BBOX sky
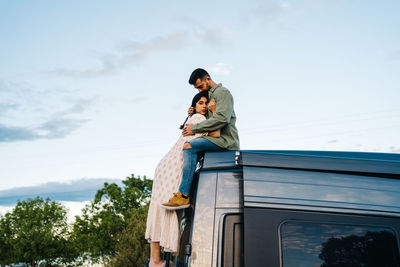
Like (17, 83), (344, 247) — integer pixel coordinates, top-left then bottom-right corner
(0, 0), (399, 197)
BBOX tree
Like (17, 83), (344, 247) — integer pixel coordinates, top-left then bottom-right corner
(0, 212), (14, 266)
(0, 197), (73, 267)
(108, 205), (150, 267)
(72, 174), (152, 263)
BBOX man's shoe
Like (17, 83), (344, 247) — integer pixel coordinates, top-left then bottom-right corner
(161, 192), (190, 210)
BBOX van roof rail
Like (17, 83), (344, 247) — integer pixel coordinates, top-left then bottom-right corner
(202, 150), (400, 178)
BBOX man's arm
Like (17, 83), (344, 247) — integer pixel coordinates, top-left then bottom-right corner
(192, 89), (234, 133)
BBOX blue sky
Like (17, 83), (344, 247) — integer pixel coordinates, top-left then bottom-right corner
(0, 0), (399, 193)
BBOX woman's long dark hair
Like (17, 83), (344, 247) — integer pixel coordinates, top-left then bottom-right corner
(179, 91), (209, 129)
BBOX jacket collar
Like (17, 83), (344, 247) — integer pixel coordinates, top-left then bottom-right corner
(208, 83), (222, 96)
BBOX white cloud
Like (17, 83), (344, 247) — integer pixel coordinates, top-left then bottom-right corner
(0, 103), (19, 115)
(51, 31), (190, 78)
(208, 63), (232, 76)
(244, 0), (290, 24)
(0, 178), (122, 203)
(0, 100), (91, 143)
(37, 117), (88, 138)
(0, 117), (87, 143)
(61, 201), (91, 223)
(280, 2), (290, 9)
(119, 31), (188, 53)
(0, 81), (93, 142)
(389, 146), (400, 153)
(50, 19), (237, 79)
(194, 25), (234, 49)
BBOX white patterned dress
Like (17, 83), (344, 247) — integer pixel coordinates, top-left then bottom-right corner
(145, 113), (207, 253)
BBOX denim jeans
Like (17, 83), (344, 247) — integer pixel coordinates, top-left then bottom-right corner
(179, 137), (225, 195)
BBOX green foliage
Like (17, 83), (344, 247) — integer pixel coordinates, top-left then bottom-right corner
(0, 212), (14, 266)
(71, 174), (152, 263)
(0, 174), (153, 266)
(0, 197), (74, 267)
(108, 205), (150, 267)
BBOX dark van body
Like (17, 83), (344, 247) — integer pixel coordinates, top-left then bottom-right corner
(174, 150), (400, 267)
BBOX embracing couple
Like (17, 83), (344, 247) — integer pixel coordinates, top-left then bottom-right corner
(145, 68), (240, 267)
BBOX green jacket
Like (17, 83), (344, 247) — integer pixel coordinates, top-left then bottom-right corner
(192, 83), (240, 150)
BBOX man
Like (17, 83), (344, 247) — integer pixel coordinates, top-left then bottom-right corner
(162, 68), (239, 209)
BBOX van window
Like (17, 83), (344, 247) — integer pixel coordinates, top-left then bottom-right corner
(222, 214), (244, 267)
(280, 221), (400, 267)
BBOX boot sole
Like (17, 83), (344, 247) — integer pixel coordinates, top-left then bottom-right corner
(160, 204), (190, 210)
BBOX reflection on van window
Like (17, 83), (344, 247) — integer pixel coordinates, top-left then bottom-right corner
(280, 221), (400, 267)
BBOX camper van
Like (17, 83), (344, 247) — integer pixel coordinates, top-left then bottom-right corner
(171, 150), (400, 267)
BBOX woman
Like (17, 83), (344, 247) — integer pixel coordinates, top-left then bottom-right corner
(145, 91), (219, 267)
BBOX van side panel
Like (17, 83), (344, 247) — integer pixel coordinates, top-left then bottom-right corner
(243, 166), (400, 216)
(190, 169), (243, 267)
(214, 171), (243, 267)
(216, 171), (243, 209)
(190, 171), (218, 267)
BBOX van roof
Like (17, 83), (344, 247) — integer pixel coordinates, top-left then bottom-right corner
(202, 150), (400, 177)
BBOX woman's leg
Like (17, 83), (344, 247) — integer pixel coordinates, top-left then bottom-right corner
(150, 242), (163, 267)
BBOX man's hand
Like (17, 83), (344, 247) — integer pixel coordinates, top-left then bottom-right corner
(208, 99), (216, 114)
(188, 106), (194, 116)
(183, 124), (194, 136)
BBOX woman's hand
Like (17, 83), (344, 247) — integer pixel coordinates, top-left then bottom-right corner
(188, 106), (194, 116)
(208, 129), (220, 138)
(208, 99), (216, 114)
(182, 124), (194, 136)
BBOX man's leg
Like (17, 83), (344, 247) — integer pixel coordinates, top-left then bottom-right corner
(161, 138), (224, 210)
(179, 138), (224, 195)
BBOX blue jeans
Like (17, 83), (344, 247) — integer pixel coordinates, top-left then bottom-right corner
(179, 138), (225, 195)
